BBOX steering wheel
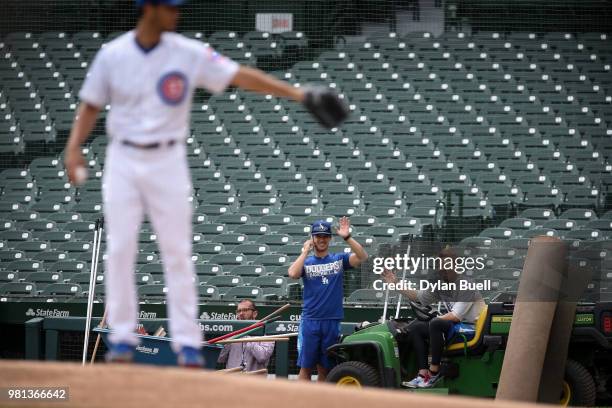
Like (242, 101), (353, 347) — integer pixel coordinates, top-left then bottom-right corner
(409, 300), (440, 321)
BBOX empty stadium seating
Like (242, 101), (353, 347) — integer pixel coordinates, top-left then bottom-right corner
(1, 29), (611, 303)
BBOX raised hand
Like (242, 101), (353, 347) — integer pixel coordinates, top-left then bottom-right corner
(336, 216), (351, 239)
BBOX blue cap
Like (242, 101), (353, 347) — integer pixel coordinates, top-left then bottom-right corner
(311, 220), (332, 236)
(136, 0), (186, 6)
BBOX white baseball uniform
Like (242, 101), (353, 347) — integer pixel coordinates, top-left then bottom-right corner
(79, 30), (239, 351)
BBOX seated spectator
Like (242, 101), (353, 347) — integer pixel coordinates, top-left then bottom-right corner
(217, 300), (275, 371)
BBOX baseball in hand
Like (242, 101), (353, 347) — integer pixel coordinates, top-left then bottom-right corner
(74, 166), (88, 185)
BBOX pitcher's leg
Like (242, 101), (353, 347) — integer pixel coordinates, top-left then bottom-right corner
(145, 152), (201, 351)
(103, 148), (144, 347)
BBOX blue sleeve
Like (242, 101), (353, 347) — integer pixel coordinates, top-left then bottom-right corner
(342, 252), (352, 270)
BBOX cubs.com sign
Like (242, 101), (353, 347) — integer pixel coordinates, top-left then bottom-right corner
(256, 13), (293, 33)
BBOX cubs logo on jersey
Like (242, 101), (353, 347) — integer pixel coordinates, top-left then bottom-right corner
(157, 71), (188, 105)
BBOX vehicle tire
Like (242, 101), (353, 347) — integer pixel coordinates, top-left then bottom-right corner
(562, 359), (596, 406)
(327, 361), (381, 388)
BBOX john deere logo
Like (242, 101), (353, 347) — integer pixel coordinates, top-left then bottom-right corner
(574, 314), (593, 325)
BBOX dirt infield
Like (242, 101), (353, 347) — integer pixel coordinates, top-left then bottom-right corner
(0, 360), (548, 408)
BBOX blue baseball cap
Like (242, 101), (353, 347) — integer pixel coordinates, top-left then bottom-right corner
(136, 0), (187, 6)
(311, 220), (332, 236)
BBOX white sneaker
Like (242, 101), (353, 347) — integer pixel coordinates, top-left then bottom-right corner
(402, 375), (427, 388)
(418, 371), (442, 388)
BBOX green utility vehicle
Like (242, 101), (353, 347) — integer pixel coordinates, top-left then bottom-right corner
(327, 301), (612, 406)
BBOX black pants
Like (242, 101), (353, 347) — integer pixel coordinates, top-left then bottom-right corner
(406, 318), (454, 370)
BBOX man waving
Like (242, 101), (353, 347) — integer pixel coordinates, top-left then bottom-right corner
(288, 217), (368, 381)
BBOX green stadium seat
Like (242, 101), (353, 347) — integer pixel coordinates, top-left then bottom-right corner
(48, 260), (88, 274)
(277, 244), (304, 257)
(22, 271), (62, 287)
(56, 241), (93, 253)
(282, 196), (322, 210)
(17, 219), (57, 232)
(46, 212), (82, 223)
(1, 192), (35, 206)
(258, 214), (294, 226)
(0, 250), (26, 262)
(193, 242), (225, 256)
(222, 285), (264, 301)
(13, 240), (52, 255)
(239, 205), (278, 218)
(228, 265), (267, 283)
(564, 229), (602, 241)
(518, 208), (556, 226)
(252, 254), (290, 267)
(234, 223), (271, 236)
(479, 227), (515, 240)
(135, 252), (158, 265)
(499, 218), (536, 232)
(482, 247), (523, 268)
(0, 169), (31, 182)
(208, 253), (246, 266)
(0, 282), (38, 297)
(0, 230), (32, 243)
(386, 217), (423, 236)
(198, 284), (220, 300)
(231, 243), (269, 261)
(563, 187), (601, 210)
(522, 228), (559, 238)
(213, 213), (250, 229)
(3, 180), (37, 194)
(4, 210), (37, 222)
(255, 234), (292, 250)
(40, 282), (83, 298)
(133, 273), (155, 285)
(29, 201), (67, 214)
(195, 194), (238, 210)
(370, 205), (404, 220)
(138, 284), (168, 301)
(365, 225), (398, 243)
(66, 272), (103, 286)
(206, 275), (243, 294)
(276, 224), (310, 240)
(559, 209), (598, 226)
(281, 205), (318, 219)
(210, 233), (249, 248)
(585, 220), (612, 234)
(196, 204), (235, 219)
(0, 271), (19, 283)
(193, 223), (227, 237)
(252, 275), (288, 291)
(136, 263), (164, 277)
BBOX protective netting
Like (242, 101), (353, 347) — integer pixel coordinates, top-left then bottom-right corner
(0, 0), (611, 307)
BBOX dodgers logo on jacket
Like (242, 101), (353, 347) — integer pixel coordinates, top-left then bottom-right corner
(157, 71), (188, 106)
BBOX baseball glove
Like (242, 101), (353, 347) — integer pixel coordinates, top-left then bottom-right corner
(303, 85), (350, 129)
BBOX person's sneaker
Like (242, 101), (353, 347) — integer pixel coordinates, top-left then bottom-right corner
(177, 346), (204, 368)
(417, 371), (442, 388)
(401, 374), (427, 388)
(105, 342), (134, 363)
